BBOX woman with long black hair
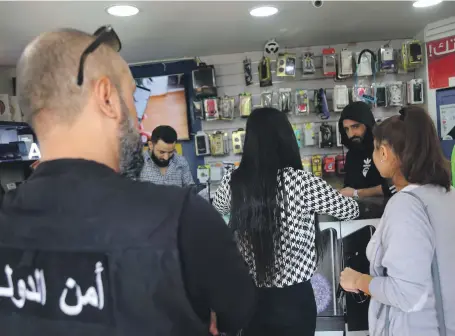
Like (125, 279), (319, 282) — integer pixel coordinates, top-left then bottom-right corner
(213, 107), (359, 336)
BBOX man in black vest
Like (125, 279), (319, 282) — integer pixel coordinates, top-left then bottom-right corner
(0, 27), (255, 335)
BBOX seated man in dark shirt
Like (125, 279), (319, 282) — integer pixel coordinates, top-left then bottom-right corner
(338, 102), (396, 199)
(0, 26), (255, 336)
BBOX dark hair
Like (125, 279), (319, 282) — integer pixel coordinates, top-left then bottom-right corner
(151, 125), (177, 144)
(373, 106), (451, 191)
(230, 107), (322, 284)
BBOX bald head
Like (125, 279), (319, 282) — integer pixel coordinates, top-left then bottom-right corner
(17, 28), (129, 127)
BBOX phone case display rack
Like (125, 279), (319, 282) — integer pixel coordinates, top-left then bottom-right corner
(195, 39), (423, 190)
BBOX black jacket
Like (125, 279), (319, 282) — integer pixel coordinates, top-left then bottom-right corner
(338, 102), (391, 195)
(0, 159), (255, 336)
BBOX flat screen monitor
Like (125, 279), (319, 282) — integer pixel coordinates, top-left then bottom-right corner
(134, 74), (190, 141)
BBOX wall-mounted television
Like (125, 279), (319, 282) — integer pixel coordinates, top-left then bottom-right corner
(134, 74), (190, 141)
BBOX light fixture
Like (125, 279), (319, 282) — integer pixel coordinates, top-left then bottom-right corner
(106, 4), (139, 17)
(413, 0), (443, 8)
(250, 6), (279, 17)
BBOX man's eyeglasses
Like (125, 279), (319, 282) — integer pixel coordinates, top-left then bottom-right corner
(77, 25), (122, 86)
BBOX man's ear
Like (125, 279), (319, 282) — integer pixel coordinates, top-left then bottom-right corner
(93, 76), (121, 120)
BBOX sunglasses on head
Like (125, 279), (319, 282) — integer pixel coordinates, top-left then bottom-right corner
(77, 25), (122, 86)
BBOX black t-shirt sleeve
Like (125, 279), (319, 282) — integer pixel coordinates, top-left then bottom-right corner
(178, 193), (256, 333)
(343, 151), (353, 188)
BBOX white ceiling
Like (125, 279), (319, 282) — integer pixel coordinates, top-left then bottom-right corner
(0, 1), (454, 66)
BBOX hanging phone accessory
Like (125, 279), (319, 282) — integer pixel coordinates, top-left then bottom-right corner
(314, 88), (330, 120)
(407, 79), (424, 105)
(333, 85), (349, 112)
(322, 48), (337, 76)
(353, 49), (377, 105)
(387, 82), (404, 107)
(219, 96), (235, 120)
(232, 129), (246, 155)
(278, 88), (292, 113)
(401, 40), (423, 72)
(209, 131), (229, 156)
(295, 89), (310, 115)
(204, 97), (219, 121)
(338, 49), (353, 77)
(319, 122), (333, 148)
(192, 63), (217, 98)
(277, 53), (297, 77)
(261, 91), (273, 107)
(195, 131), (210, 156)
(243, 58), (253, 86)
(378, 45), (397, 73)
(303, 122), (316, 146)
(373, 83), (388, 107)
(292, 124), (302, 148)
(259, 56), (273, 87)
(302, 52), (316, 75)
(239, 93), (252, 117)
(193, 100), (204, 120)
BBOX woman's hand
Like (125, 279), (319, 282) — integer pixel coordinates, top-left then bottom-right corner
(340, 267), (363, 293)
(209, 311), (219, 336)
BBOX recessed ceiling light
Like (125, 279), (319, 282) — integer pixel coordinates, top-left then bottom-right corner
(413, 0), (443, 8)
(106, 5), (139, 17)
(250, 6), (279, 17)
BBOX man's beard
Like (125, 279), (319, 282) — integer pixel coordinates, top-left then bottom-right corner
(150, 150), (171, 168)
(349, 131), (373, 152)
(118, 98), (144, 179)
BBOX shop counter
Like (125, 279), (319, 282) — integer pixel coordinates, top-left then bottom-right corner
(315, 197), (387, 335)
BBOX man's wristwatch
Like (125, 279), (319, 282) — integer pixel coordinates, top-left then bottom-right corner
(353, 189), (359, 199)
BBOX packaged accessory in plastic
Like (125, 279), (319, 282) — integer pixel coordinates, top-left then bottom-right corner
(278, 88), (292, 113)
(192, 63), (217, 98)
(407, 79), (424, 105)
(204, 97), (219, 121)
(243, 58), (253, 86)
(193, 100), (204, 120)
(295, 89), (310, 115)
(323, 48), (337, 76)
(239, 93), (252, 117)
(209, 131), (229, 156)
(261, 92), (273, 107)
(387, 82), (404, 107)
(232, 129), (246, 154)
(219, 96), (235, 120)
(195, 131), (210, 156)
(277, 53), (297, 77)
(319, 123), (333, 148)
(302, 52), (316, 74)
(338, 49), (353, 76)
(378, 46), (397, 73)
(258, 56), (273, 87)
(333, 85), (349, 112)
(303, 122), (316, 146)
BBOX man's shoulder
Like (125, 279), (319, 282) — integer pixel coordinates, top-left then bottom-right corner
(117, 176), (190, 204)
(173, 154), (190, 167)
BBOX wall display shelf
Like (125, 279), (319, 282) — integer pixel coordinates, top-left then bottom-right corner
(197, 39), (422, 193)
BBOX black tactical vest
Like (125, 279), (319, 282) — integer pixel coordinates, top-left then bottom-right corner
(0, 159), (207, 336)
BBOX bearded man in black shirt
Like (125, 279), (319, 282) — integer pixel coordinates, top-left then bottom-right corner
(338, 102), (396, 199)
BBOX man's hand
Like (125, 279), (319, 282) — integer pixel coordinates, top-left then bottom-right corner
(209, 312), (219, 336)
(339, 187), (355, 197)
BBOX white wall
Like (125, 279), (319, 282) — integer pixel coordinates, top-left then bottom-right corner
(200, 39), (416, 169)
(0, 67), (15, 95)
(421, 16), (455, 122)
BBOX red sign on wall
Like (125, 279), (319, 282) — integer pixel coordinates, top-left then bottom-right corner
(427, 36), (455, 89)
